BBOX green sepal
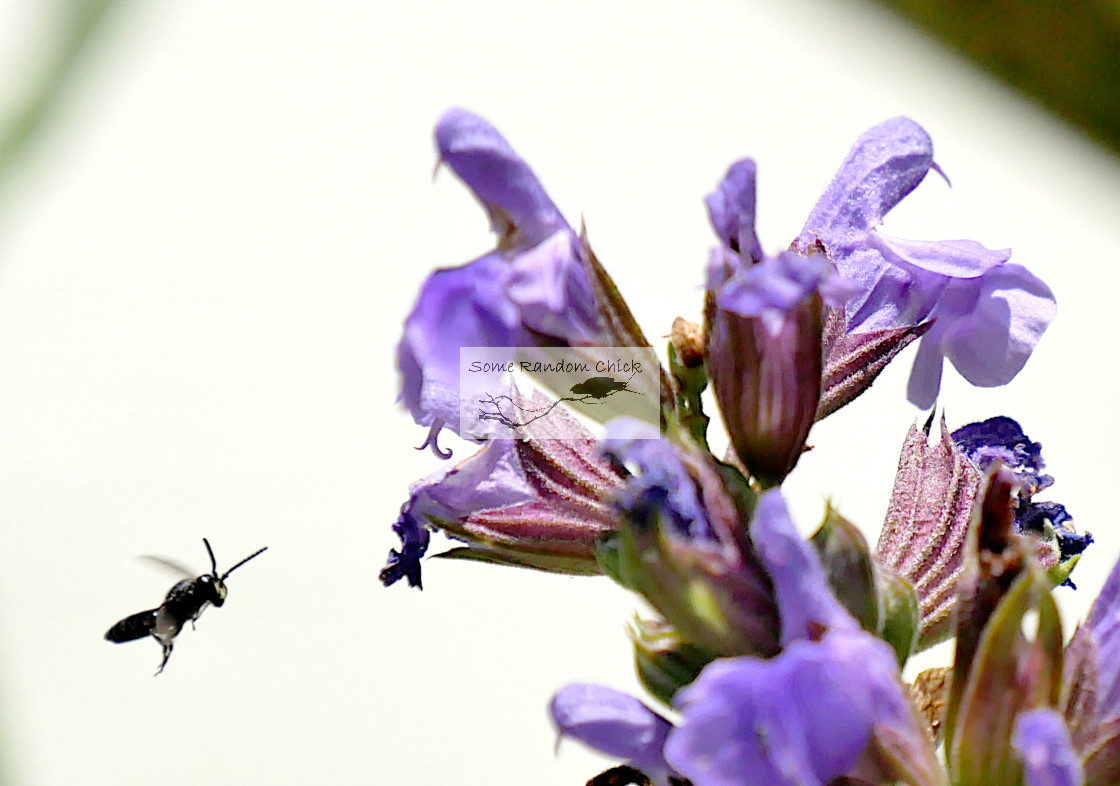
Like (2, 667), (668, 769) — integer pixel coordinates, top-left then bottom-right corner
(667, 339), (710, 451)
(1047, 554), (1081, 587)
(811, 506), (880, 634)
(946, 568), (1064, 786)
(878, 571), (919, 669)
(630, 617), (716, 706)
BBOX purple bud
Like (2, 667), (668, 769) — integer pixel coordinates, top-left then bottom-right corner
(706, 251), (846, 487)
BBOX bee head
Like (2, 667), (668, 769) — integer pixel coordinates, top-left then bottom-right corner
(198, 574), (228, 607)
(212, 576), (229, 606)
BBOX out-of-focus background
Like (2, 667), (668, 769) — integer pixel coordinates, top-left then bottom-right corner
(0, 1), (1116, 784)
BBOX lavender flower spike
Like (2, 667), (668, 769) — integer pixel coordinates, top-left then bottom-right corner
(398, 110), (604, 454)
(797, 117), (1056, 408)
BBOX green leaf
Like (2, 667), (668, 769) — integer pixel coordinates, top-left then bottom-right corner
(947, 569), (1063, 786)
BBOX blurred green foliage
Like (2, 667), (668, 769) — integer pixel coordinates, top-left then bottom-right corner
(872, 0), (1120, 153)
(0, 0), (127, 197)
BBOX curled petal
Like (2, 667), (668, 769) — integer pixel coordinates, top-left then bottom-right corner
(870, 232), (1010, 279)
(435, 108), (566, 247)
(799, 117), (935, 246)
(939, 263), (1057, 388)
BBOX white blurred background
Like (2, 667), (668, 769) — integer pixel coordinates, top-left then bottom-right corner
(0, 1), (1116, 784)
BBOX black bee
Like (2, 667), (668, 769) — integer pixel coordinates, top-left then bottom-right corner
(105, 538), (267, 675)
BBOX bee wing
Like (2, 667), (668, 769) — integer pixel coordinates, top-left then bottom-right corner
(138, 555), (195, 578)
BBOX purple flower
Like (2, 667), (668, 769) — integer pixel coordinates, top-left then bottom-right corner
(952, 416), (1089, 579)
(550, 684), (675, 780)
(1012, 710), (1084, 786)
(601, 418), (712, 542)
(600, 418), (781, 657)
(750, 488), (858, 645)
(380, 397), (623, 588)
(666, 630), (911, 786)
(398, 109), (605, 456)
(796, 117), (1056, 408)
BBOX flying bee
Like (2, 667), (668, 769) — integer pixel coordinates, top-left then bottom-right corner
(105, 538), (267, 675)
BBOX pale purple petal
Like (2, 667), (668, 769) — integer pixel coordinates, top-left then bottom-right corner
(843, 248), (946, 332)
(905, 334), (946, 409)
(1089, 553), (1120, 721)
(750, 489), (858, 644)
(870, 232), (1010, 279)
(939, 263), (1057, 387)
(411, 438), (538, 524)
(436, 108), (566, 247)
(707, 159), (763, 265)
(379, 438), (537, 588)
(798, 117), (935, 247)
(506, 229), (601, 342)
(667, 631), (904, 786)
(397, 255), (521, 436)
(1012, 709), (1084, 786)
(550, 683), (673, 772)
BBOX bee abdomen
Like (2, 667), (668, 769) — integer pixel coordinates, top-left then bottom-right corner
(105, 609), (158, 643)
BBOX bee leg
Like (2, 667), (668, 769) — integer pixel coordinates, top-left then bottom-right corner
(154, 640), (173, 676)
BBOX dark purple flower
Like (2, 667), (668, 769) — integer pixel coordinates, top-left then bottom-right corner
(601, 417), (712, 542)
(550, 683), (675, 780)
(796, 117), (1056, 408)
(1012, 709), (1083, 786)
(952, 416), (1089, 580)
(398, 109), (605, 456)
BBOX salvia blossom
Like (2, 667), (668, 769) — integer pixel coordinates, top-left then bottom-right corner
(795, 117), (1057, 408)
(386, 110), (1103, 786)
(398, 109), (606, 457)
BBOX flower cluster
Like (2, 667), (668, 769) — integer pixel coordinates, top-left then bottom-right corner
(384, 109), (1111, 786)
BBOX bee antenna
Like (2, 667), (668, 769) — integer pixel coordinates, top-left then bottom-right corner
(203, 537), (219, 576)
(221, 546), (268, 581)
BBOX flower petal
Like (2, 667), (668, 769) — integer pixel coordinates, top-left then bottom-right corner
(939, 263), (1057, 388)
(667, 631), (905, 786)
(870, 232), (1010, 279)
(550, 683), (673, 772)
(706, 159), (763, 266)
(751, 489), (858, 644)
(397, 255), (521, 435)
(1012, 709), (1084, 786)
(799, 117), (935, 246)
(436, 108), (566, 247)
